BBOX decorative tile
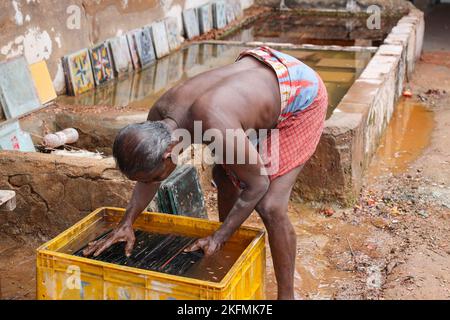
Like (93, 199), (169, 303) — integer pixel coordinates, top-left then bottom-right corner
(198, 4), (213, 34)
(89, 42), (115, 86)
(135, 27), (157, 68)
(126, 30), (141, 70)
(213, 0), (227, 29)
(165, 17), (182, 51)
(63, 49), (95, 96)
(108, 35), (133, 75)
(29, 60), (57, 105)
(151, 21), (171, 59)
(182, 8), (200, 40)
(225, 1), (236, 24)
(0, 57), (41, 119)
(0, 120), (35, 152)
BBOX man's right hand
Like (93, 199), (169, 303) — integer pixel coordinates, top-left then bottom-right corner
(83, 223), (136, 258)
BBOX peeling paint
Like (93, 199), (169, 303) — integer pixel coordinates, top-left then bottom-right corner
(23, 28), (53, 64)
(1, 28), (53, 64)
(12, 0), (24, 26)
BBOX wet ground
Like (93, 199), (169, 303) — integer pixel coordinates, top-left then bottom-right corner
(224, 11), (399, 47)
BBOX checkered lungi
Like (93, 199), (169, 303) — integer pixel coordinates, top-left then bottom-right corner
(224, 46), (328, 188)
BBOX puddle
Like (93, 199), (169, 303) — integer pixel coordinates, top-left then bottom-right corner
(368, 99), (434, 179)
(224, 11), (398, 47)
(58, 44), (371, 119)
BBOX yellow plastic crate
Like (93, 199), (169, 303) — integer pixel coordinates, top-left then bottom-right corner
(36, 207), (266, 300)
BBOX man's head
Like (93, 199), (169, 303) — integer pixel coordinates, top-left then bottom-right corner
(113, 121), (177, 183)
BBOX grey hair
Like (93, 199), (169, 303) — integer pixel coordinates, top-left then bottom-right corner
(113, 121), (172, 176)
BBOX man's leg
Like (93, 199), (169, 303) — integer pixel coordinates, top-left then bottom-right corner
(212, 165), (241, 222)
(255, 166), (303, 300)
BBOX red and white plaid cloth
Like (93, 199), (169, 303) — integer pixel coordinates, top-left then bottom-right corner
(224, 47), (328, 187)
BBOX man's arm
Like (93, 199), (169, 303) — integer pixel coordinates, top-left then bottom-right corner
(186, 127), (270, 255)
(83, 182), (159, 257)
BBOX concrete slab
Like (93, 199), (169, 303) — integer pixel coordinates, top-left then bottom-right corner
(0, 57), (41, 119)
(378, 44), (404, 56)
(340, 79), (382, 104)
(359, 54), (399, 81)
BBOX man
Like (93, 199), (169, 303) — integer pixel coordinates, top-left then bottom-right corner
(83, 46), (328, 300)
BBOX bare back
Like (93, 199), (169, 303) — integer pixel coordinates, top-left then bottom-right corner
(148, 56), (282, 134)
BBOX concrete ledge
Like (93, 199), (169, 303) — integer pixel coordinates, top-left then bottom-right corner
(294, 3), (425, 203)
(0, 151), (133, 239)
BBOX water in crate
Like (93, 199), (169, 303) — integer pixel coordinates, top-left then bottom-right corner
(71, 228), (244, 282)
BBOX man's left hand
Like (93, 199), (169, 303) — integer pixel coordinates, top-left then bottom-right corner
(184, 235), (223, 256)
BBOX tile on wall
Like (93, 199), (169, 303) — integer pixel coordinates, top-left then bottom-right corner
(126, 30), (142, 70)
(198, 4), (213, 34)
(151, 21), (171, 59)
(213, 0), (227, 29)
(109, 35), (133, 75)
(0, 57), (41, 119)
(225, 1), (236, 24)
(29, 60), (57, 105)
(183, 8), (200, 40)
(63, 49), (95, 96)
(0, 120), (35, 152)
(90, 42), (115, 86)
(136, 27), (157, 68)
(165, 17), (182, 52)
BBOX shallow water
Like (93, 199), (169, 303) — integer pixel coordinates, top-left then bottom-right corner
(60, 220), (245, 283)
(58, 44), (371, 118)
(368, 99), (434, 179)
(224, 11), (398, 47)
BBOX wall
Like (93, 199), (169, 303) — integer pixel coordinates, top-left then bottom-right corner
(256, 0), (411, 12)
(0, 0), (254, 95)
